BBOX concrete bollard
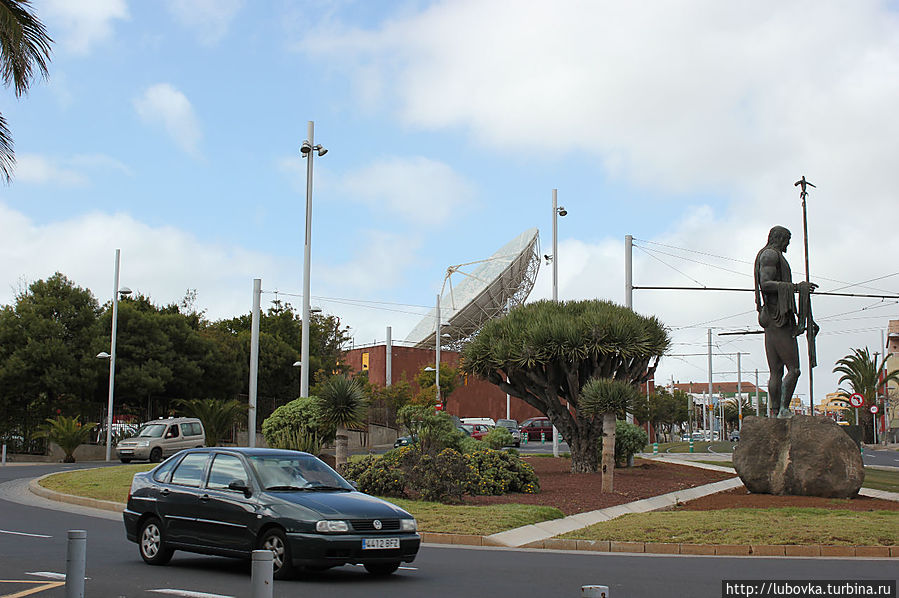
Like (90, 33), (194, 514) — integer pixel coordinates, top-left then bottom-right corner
(251, 549), (273, 598)
(65, 530), (87, 598)
(1, 443), (6, 466)
(652, 442), (658, 455)
(582, 585), (610, 597)
(689, 439), (694, 453)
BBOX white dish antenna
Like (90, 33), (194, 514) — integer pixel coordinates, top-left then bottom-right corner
(405, 228), (541, 348)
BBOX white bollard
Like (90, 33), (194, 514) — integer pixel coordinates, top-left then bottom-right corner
(66, 530), (87, 598)
(251, 549), (273, 598)
(1, 443), (6, 466)
(582, 585), (610, 598)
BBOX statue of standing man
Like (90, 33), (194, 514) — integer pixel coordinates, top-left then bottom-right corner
(754, 226), (817, 418)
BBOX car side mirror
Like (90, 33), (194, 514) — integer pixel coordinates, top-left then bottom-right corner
(228, 479), (252, 497)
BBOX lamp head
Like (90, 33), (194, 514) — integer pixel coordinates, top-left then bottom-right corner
(544, 254), (553, 264)
(118, 286), (132, 296)
(292, 361), (302, 367)
(97, 351), (111, 359)
(300, 141), (312, 155)
(315, 145), (328, 157)
(557, 207), (567, 217)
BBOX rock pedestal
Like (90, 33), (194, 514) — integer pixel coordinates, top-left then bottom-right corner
(733, 415), (864, 498)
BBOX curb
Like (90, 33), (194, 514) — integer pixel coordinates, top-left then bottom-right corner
(29, 473), (125, 513)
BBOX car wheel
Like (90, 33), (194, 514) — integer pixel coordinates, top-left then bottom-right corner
(139, 517), (174, 566)
(149, 447), (162, 463)
(119, 458), (132, 464)
(259, 528), (295, 580)
(364, 561), (400, 576)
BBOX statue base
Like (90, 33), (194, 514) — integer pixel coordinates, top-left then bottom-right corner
(733, 415), (864, 498)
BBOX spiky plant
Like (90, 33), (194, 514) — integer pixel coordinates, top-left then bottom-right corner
(36, 416), (95, 463)
(581, 378), (641, 491)
(175, 398), (247, 447)
(312, 376), (368, 471)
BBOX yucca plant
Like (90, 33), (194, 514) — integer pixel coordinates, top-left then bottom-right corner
(312, 376), (368, 471)
(269, 428), (323, 455)
(580, 378), (640, 492)
(36, 416), (96, 463)
(176, 398), (247, 447)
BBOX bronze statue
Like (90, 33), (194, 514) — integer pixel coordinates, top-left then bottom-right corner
(754, 226), (816, 418)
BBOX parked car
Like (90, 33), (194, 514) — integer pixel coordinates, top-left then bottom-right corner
(394, 435), (417, 448)
(115, 417), (205, 463)
(495, 419), (521, 447)
(123, 447), (420, 579)
(729, 430), (740, 442)
(460, 417), (496, 427)
(519, 417), (556, 442)
(460, 423), (493, 440)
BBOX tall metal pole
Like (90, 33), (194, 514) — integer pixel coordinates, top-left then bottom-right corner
(737, 352), (742, 431)
(552, 189), (560, 457)
(386, 326), (392, 387)
(707, 328), (713, 433)
(755, 369), (760, 416)
(435, 293), (441, 405)
(301, 121), (316, 398)
(248, 278), (261, 448)
(797, 176), (815, 413)
(105, 249), (122, 461)
(624, 235), (633, 309)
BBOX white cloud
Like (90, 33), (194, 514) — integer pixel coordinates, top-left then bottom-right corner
(336, 156), (473, 225)
(13, 153), (131, 186)
(41, 0), (129, 55)
(165, 0), (243, 45)
(133, 84), (203, 157)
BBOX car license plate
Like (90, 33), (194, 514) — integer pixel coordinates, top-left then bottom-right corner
(362, 537), (399, 550)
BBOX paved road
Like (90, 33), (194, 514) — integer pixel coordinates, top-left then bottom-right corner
(863, 447), (899, 468)
(1, 463), (896, 597)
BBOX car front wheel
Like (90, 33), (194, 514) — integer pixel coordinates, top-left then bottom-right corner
(364, 561), (400, 576)
(119, 458), (131, 464)
(259, 528), (295, 580)
(149, 447), (162, 463)
(139, 517), (173, 566)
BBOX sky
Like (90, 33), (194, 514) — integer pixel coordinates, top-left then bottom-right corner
(2, 0), (899, 408)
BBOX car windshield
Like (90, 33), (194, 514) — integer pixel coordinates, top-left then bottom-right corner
(497, 420), (517, 427)
(136, 424), (167, 438)
(248, 454), (353, 492)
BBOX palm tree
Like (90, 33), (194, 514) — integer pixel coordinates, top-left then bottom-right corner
(581, 378), (640, 492)
(313, 375), (368, 471)
(36, 416), (96, 463)
(833, 347), (899, 442)
(176, 398), (247, 447)
(1, 0), (52, 182)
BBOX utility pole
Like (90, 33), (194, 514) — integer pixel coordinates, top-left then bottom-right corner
(755, 369), (760, 416)
(707, 329), (713, 433)
(737, 352), (742, 431)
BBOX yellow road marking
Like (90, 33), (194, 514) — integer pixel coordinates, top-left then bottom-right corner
(0, 580), (65, 597)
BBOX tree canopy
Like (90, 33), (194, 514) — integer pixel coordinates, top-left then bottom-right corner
(462, 299), (670, 472)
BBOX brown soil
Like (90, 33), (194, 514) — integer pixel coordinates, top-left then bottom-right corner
(678, 486), (899, 512)
(463, 457), (734, 515)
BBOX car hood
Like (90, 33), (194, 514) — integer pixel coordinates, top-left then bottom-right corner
(268, 491), (411, 519)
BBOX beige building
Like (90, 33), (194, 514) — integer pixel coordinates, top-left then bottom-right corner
(886, 320), (899, 440)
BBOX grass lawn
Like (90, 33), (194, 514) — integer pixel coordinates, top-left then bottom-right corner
(692, 460), (899, 494)
(558, 508), (899, 546)
(38, 465), (563, 536)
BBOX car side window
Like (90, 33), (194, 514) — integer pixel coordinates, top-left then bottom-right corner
(170, 453), (208, 487)
(152, 455), (180, 483)
(207, 454), (248, 491)
(190, 423), (203, 436)
(181, 423), (198, 437)
(165, 425), (180, 439)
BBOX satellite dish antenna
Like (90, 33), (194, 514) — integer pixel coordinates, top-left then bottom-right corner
(405, 228), (541, 348)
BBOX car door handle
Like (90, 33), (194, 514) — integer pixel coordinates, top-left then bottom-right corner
(159, 488), (170, 496)
(199, 494), (210, 502)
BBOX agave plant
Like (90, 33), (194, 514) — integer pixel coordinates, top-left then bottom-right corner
(269, 428), (323, 455)
(36, 416), (96, 463)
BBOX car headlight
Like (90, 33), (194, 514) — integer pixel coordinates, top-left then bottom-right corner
(400, 518), (417, 532)
(135, 440), (150, 447)
(316, 520), (350, 533)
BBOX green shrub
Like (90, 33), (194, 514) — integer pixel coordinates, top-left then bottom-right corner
(261, 397), (334, 446)
(410, 448), (469, 502)
(483, 426), (513, 450)
(342, 454), (406, 497)
(464, 448), (540, 495)
(598, 420), (648, 467)
(267, 428), (322, 455)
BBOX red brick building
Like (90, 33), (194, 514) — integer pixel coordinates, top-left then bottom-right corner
(343, 344), (544, 423)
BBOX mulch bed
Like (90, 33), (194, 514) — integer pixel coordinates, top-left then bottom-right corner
(462, 457), (734, 515)
(678, 486), (899, 512)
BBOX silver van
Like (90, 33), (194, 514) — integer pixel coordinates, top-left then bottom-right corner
(116, 417), (205, 463)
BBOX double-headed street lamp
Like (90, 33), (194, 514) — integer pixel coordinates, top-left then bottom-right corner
(546, 189), (567, 457)
(96, 249), (131, 461)
(299, 121), (327, 398)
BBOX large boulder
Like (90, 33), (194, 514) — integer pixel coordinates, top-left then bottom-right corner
(733, 415), (864, 498)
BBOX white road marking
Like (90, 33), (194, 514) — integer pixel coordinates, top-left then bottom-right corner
(0, 529), (52, 538)
(350, 563), (417, 571)
(26, 572), (66, 579)
(148, 590), (236, 598)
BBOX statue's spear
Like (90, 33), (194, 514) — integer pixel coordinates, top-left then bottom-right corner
(795, 175), (818, 412)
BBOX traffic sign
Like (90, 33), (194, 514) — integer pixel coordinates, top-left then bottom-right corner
(849, 393), (864, 408)
(870, 404), (879, 414)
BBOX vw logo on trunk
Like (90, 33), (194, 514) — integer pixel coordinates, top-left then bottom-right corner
(373, 520), (382, 530)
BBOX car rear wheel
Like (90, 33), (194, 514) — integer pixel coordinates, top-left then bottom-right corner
(259, 528), (295, 580)
(149, 447), (162, 463)
(139, 517), (173, 566)
(364, 561), (400, 576)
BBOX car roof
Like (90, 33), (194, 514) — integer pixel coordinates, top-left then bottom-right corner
(180, 447), (312, 457)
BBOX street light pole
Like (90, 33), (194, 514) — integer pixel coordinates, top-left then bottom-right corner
(551, 189), (567, 458)
(300, 121), (327, 398)
(435, 293), (441, 405)
(101, 249), (131, 461)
